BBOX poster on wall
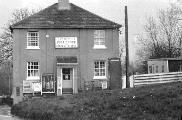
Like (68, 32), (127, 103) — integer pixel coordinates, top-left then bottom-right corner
(42, 73), (55, 93)
(55, 37), (78, 48)
(23, 81), (42, 93)
(102, 81), (107, 89)
(23, 81), (33, 93)
(32, 82), (42, 92)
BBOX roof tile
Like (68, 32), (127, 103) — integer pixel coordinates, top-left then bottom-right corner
(11, 3), (122, 29)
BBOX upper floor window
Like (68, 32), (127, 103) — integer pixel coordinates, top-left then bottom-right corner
(94, 60), (106, 79)
(93, 30), (106, 49)
(27, 62), (39, 80)
(27, 32), (39, 49)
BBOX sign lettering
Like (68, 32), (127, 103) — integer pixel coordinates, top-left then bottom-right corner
(55, 37), (78, 48)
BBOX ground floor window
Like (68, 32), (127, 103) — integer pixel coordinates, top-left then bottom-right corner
(94, 60), (106, 79)
(27, 62), (39, 80)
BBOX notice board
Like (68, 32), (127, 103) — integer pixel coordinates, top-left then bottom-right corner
(42, 73), (55, 93)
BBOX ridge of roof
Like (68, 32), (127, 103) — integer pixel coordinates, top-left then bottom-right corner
(11, 3), (122, 29)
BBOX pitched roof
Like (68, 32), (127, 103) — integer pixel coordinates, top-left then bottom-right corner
(11, 3), (121, 29)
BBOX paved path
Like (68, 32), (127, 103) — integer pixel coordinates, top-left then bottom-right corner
(0, 105), (23, 120)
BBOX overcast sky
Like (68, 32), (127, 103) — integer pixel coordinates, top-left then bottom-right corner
(0, 0), (180, 59)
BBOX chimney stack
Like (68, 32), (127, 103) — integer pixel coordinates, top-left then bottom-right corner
(58, 0), (70, 10)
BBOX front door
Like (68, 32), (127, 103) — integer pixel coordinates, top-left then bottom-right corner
(62, 68), (73, 94)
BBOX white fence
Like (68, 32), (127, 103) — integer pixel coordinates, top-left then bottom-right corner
(122, 76), (134, 89)
(133, 72), (182, 87)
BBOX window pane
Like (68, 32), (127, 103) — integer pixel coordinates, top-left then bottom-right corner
(34, 70), (39, 76)
(28, 70), (30, 76)
(34, 66), (38, 69)
(94, 69), (99, 76)
(149, 66), (152, 73)
(162, 65), (164, 72)
(100, 69), (105, 75)
(94, 30), (105, 46)
(30, 70), (34, 76)
(27, 32), (39, 47)
(27, 62), (39, 77)
(95, 62), (99, 68)
(94, 61), (106, 77)
(156, 66), (158, 73)
(100, 41), (105, 45)
(100, 62), (105, 68)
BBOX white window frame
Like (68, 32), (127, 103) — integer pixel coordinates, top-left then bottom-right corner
(93, 60), (107, 79)
(26, 31), (40, 49)
(27, 62), (40, 80)
(93, 30), (107, 49)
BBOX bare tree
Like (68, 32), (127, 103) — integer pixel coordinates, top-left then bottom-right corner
(136, 4), (182, 73)
(0, 8), (39, 95)
(139, 5), (182, 59)
(0, 8), (39, 62)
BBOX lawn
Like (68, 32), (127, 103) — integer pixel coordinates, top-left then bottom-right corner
(11, 82), (182, 120)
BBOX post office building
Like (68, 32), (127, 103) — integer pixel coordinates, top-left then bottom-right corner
(11, 0), (122, 104)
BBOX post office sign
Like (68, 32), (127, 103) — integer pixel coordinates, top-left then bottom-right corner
(55, 37), (78, 48)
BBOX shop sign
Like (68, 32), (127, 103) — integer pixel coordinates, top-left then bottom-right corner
(55, 37), (78, 48)
(23, 81), (33, 93)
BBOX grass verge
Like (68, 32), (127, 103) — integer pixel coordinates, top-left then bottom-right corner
(11, 82), (182, 120)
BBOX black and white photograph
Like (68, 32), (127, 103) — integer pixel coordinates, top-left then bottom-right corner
(0, 0), (182, 119)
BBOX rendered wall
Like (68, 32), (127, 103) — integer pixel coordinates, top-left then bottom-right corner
(12, 28), (120, 103)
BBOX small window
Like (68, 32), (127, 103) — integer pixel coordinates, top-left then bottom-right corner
(162, 65), (165, 72)
(149, 66), (152, 73)
(94, 61), (106, 79)
(27, 32), (39, 49)
(93, 30), (106, 49)
(27, 62), (39, 80)
(156, 66), (158, 73)
(179, 65), (182, 72)
(16, 87), (20, 96)
(62, 68), (71, 80)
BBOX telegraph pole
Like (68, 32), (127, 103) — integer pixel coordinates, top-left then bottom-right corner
(125, 5), (130, 88)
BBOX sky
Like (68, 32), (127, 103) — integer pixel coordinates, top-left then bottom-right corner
(0, 0), (180, 59)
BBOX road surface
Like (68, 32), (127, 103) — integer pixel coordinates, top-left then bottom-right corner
(0, 105), (23, 120)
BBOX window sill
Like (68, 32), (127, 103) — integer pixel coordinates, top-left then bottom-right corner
(93, 45), (107, 49)
(26, 47), (40, 50)
(93, 76), (107, 80)
(26, 77), (40, 80)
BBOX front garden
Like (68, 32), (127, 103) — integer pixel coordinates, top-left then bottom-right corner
(11, 82), (182, 120)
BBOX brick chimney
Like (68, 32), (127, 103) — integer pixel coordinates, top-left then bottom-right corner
(58, 0), (70, 10)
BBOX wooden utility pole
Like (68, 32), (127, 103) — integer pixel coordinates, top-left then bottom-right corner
(125, 6), (130, 88)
